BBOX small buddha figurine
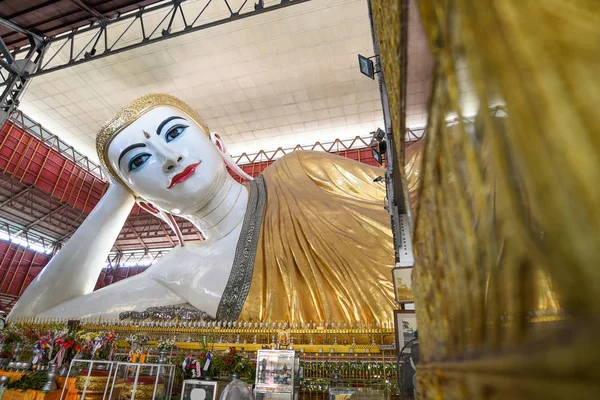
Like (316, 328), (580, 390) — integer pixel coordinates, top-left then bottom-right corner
(9, 93), (396, 324)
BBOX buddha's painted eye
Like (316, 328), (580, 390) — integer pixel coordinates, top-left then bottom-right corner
(128, 153), (151, 172)
(165, 125), (188, 143)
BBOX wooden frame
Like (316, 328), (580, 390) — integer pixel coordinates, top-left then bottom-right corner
(392, 266), (414, 304)
(394, 309), (417, 354)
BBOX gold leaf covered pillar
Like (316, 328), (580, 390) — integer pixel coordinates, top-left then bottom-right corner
(371, 0), (600, 398)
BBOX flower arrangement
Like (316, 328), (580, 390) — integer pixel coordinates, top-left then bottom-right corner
(30, 326), (71, 366)
(0, 323), (72, 366)
(181, 355), (202, 379)
(0, 325), (24, 343)
(181, 338), (212, 379)
(32, 331), (54, 365)
(74, 331), (97, 359)
(52, 332), (77, 366)
(235, 357), (257, 383)
(0, 325), (24, 358)
(157, 337), (176, 351)
(179, 342), (256, 381)
(94, 331), (116, 360)
(223, 347), (241, 373)
(75, 331), (116, 360)
(225, 347), (255, 380)
(23, 325), (44, 344)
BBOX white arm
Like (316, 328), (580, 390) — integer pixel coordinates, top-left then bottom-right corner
(38, 272), (184, 319)
(9, 182), (135, 318)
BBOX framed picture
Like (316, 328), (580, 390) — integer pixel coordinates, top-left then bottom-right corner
(181, 380), (228, 400)
(394, 310), (417, 353)
(392, 266), (413, 304)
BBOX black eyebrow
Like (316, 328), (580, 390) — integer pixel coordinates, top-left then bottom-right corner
(118, 143), (147, 168)
(156, 116), (185, 136)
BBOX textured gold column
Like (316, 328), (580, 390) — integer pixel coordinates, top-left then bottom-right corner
(371, 0), (600, 398)
(370, 0), (404, 163)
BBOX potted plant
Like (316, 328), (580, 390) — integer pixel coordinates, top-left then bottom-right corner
(0, 325), (24, 361)
(224, 347), (241, 378)
(156, 338), (175, 364)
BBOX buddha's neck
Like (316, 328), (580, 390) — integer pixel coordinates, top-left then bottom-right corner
(183, 176), (248, 241)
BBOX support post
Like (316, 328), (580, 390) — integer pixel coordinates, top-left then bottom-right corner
(0, 17), (47, 126)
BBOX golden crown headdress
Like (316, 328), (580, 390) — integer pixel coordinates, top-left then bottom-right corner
(96, 93), (209, 193)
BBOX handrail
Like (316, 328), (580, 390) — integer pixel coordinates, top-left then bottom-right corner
(7, 110), (106, 181)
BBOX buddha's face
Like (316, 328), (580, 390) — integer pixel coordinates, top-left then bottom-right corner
(107, 106), (226, 215)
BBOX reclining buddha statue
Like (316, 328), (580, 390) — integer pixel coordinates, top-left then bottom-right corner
(9, 94), (396, 323)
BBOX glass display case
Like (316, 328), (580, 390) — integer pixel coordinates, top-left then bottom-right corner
(255, 350), (299, 400)
(60, 359), (116, 400)
(109, 362), (175, 400)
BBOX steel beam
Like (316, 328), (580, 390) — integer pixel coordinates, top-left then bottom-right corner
(124, 220), (149, 250)
(4, 1), (63, 21)
(0, 220), (53, 251)
(0, 18), (43, 44)
(12, 203), (69, 236)
(70, 0), (108, 21)
(0, 185), (35, 208)
(0, 15), (42, 123)
(0, 21), (47, 125)
(0, 292), (20, 312)
(2, 0), (310, 83)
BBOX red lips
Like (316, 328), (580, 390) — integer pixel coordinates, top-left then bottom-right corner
(168, 162), (201, 189)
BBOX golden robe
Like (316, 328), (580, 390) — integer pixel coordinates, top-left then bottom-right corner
(238, 151), (396, 324)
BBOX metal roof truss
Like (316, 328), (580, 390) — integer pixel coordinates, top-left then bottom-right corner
(0, 0), (310, 86)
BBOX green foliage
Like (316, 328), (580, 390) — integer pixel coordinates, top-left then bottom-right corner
(7, 371), (48, 391)
(236, 358), (257, 383)
(174, 355), (186, 384)
(0, 325), (24, 343)
(207, 353), (227, 377)
(176, 338), (256, 383)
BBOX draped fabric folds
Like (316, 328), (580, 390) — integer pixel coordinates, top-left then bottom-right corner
(238, 151), (396, 324)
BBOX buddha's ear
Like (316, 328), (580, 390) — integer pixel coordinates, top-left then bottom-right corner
(210, 132), (253, 181)
(136, 199), (185, 246)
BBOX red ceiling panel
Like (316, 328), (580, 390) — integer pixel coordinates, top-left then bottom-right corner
(0, 241), (50, 297)
(0, 121), (106, 214)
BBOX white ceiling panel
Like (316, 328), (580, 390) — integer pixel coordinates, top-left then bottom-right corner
(19, 0), (434, 163)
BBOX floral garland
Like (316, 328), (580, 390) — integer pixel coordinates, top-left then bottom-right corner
(125, 334), (149, 363)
